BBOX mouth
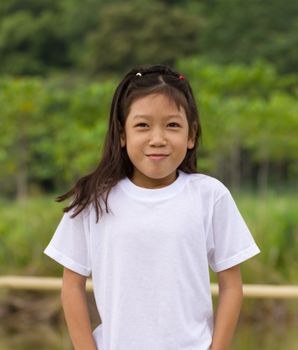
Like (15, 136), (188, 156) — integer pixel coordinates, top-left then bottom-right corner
(146, 154), (169, 160)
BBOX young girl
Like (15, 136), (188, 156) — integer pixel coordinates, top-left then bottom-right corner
(44, 64), (260, 350)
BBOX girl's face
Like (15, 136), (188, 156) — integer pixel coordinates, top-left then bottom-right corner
(121, 93), (195, 188)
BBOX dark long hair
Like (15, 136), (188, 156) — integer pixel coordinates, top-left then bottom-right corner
(56, 64), (202, 221)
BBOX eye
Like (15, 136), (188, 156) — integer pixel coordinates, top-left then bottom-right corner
(135, 122), (149, 128)
(167, 122), (181, 128)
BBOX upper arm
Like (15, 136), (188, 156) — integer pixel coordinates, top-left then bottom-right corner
(207, 187), (260, 272)
(62, 267), (87, 292)
(217, 265), (243, 292)
(44, 210), (92, 277)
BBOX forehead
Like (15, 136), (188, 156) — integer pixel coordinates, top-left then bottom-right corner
(127, 93), (186, 117)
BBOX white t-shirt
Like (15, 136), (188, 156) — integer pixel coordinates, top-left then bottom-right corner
(44, 171), (260, 350)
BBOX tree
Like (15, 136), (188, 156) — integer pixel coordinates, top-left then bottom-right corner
(0, 76), (114, 198)
(0, 78), (46, 199)
(82, 2), (202, 75)
(0, 0), (69, 75)
(200, 0), (298, 74)
(177, 57), (298, 189)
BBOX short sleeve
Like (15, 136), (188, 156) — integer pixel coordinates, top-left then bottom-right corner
(207, 189), (260, 272)
(44, 209), (91, 276)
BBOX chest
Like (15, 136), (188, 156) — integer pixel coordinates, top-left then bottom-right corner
(90, 197), (207, 262)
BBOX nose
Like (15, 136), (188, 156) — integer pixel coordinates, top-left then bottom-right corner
(148, 127), (167, 147)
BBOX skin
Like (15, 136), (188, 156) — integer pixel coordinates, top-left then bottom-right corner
(211, 265), (243, 350)
(121, 93), (195, 188)
(61, 92), (243, 349)
(61, 268), (97, 350)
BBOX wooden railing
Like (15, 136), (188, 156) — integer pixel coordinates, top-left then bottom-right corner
(1, 276), (298, 299)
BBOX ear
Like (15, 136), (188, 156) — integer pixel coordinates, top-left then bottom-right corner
(187, 138), (195, 150)
(187, 126), (196, 149)
(120, 129), (126, 147)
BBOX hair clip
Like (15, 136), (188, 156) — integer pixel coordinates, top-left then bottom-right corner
(178, 75), (185, 80)
(136, 72), (142, 77)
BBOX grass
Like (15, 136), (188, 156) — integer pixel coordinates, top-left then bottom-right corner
(0, 195), (64, 276)
(234, 190), (298, 284)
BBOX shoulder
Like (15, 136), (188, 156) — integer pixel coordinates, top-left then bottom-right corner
(60, 203), (97, 233)
(182, 172), (230, 202)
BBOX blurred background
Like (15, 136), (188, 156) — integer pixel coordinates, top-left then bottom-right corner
(0, 0), (297, 349)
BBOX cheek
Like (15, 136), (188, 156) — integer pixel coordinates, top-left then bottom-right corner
(126, 131), (146, 146)
(177, 131), (191, 146)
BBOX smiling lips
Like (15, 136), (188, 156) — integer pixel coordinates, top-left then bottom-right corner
(146, 154), (169, 160)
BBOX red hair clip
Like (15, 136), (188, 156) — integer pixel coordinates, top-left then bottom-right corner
(178, 74), (185, 80)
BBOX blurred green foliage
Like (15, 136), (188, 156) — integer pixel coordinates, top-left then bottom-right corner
(0, 195), (63, 276)
(1, 58), (297, 200)
(0, 0), (298, 75)
(177, 58), (298, 188)
(235, 190), (298, 284)
(82, 2), (202, 74)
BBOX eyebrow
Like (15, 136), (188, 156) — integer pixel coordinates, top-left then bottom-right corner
(132, 114), (184, 120)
